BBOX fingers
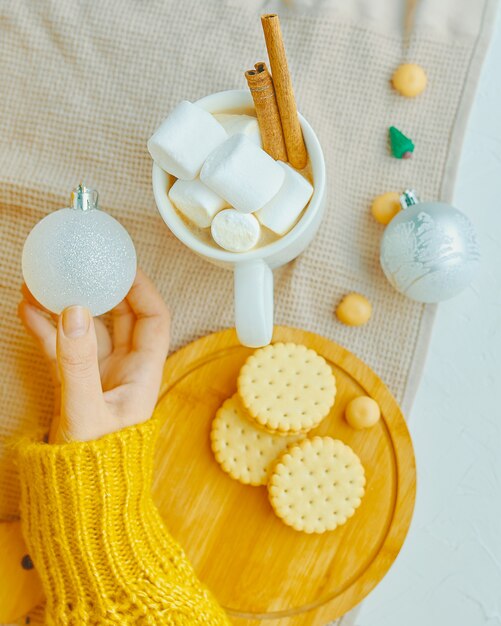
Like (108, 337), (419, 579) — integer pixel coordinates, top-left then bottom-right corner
(126, 269), (170, 363)
(22, 283), (113, 361)
(57, 306), (106, 440)
(18, 300), (58, 378)
(111, 298), (135, 351)
(94, 318), (113, 361)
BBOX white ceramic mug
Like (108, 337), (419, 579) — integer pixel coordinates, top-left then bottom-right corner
(152, 89), (326, 348)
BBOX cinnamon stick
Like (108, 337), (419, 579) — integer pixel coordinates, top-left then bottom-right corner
(261, 14), (308, 169)
(245, 62), (288, 162)
(403, 0), (418, 50)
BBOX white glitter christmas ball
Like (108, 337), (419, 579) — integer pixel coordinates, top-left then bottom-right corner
(22, 186), (137, 316)
(380, 191), (480, 303)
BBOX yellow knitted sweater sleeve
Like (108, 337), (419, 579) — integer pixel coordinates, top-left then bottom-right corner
(17, 418), (230, 626)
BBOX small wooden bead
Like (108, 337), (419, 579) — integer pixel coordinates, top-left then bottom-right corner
(336, 293), (372, 327)
(392, 63), (427, 98)
(371, 192), (401, 225)
(346, 396), (381, 429)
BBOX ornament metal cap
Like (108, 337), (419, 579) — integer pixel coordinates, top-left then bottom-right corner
(400, 189), (420, 210)
(71, 183), (99, 211)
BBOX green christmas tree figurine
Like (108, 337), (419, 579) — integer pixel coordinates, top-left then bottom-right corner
(389, 126), (414, 159)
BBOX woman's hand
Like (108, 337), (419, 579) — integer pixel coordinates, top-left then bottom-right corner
(18, 269), (170, 443)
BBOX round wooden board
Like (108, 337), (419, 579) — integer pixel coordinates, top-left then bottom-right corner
(152, 327), (416, 625)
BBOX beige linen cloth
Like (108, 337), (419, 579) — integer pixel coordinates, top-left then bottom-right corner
(0, 0), (497, 622)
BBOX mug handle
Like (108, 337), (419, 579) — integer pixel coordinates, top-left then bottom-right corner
(234, 260), (274, 348)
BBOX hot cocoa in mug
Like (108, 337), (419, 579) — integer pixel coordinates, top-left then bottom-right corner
(151, 90), (326, 348)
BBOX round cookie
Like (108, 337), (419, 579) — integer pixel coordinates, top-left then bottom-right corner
(371, 191), (401, 225)
(391, 63), (427, 98)
(336, 293), (372, 326)
(238, 343), (336, 435)
(345, 396), (381, 429)
(210, 394), (301, 486)
(268, 437), (366, 533)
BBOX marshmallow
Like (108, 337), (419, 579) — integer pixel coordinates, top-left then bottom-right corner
(148, 101), (227, 180)
(256, 162), (313, 235)
(211, 209), (261, 252)
(213, 113), (263, 147)
(200, 134), (285, 214)
(169, 178), (229, 228)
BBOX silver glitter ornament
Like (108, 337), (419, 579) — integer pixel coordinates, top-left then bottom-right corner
(380, 190), (480, 303)
(22, 184), (137, 316)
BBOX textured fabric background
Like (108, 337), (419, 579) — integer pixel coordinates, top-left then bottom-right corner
(0, 0), (496, 622)
(0, 0), (494, 518)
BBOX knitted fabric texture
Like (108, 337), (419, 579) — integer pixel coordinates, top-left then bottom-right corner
(17, 419), (230, 626)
